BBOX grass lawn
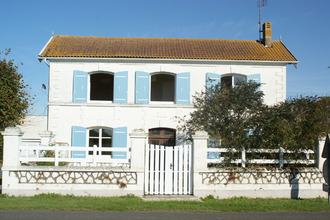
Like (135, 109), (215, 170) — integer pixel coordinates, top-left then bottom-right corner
(0, 194), (329, 212)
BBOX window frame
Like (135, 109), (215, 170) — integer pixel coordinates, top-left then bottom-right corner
(221, 74), (247, 88)
(87, 127), (113, 157)
(88, 71), (115, 103)
(150, 72), (176, 104)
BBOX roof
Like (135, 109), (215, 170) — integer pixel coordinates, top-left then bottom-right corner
(39, 35), (297, 62)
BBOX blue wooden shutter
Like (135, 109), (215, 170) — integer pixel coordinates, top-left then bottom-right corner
(114, 71), (128, 103)
(71, 126), (86, 158)
(175, 72), (190, 104)
(247, 74), (261, 91)
(73, 70), (88, 103)
(206, 73), (221, 89)
(112, 127), (128, 159)
(135, 71), (150, 104)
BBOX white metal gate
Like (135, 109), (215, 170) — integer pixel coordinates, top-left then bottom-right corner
(145, 144), (193, 195)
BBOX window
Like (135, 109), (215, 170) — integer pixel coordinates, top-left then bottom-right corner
(205, 73), (261, 90)
(151, 74), (175, 102)
(221, 74), (247, 88)
(135, 71), (190, 104)
(88, 127), (113, 156)
(148, 128), (176, 146)
(71, 126), (128, 159)
(73, 70), (128, 103)
(90, 73), (114, 101)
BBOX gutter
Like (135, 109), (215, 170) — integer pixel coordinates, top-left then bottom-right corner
(37, 56), (299, 66)
(38, 36), (53, 131)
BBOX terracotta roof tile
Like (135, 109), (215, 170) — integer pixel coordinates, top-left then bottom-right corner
(39, 35), (297, 62)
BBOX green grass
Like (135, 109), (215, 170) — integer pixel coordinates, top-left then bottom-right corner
(0, 194), (329, 212)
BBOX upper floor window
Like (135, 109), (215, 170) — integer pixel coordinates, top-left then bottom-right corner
(205, 73), (260, 90)
(151, 73), (175, 102)
(90, 73), (114, 101)
(135, 71), (190, 104)
(221, 74), (247, 88)
(73, 70), (128, 103)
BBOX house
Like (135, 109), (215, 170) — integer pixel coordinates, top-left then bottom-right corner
(37, 21), (297, 161)
(5, 22), (326, 198)
(16, 115), (48, 145)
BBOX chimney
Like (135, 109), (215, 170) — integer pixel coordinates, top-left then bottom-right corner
(263, 21), (272, 47)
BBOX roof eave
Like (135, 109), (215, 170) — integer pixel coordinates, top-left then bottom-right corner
(39, 56), (298, 65)
(38, 36), (54, 60)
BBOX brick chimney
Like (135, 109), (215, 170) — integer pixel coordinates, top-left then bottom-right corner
(263, 21), (272, 47)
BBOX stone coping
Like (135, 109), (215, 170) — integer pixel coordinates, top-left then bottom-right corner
(2, 165), (134, 172)
(206, 167), (322, 173)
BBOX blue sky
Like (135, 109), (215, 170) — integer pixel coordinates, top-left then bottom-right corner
(1, 0), (329, 115)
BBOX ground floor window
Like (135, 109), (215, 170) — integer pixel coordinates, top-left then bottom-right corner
(148, 128), (176, 146)
(88, 127), (113, 156)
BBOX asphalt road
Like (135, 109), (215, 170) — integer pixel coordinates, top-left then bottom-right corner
(0, 210), (329, 220)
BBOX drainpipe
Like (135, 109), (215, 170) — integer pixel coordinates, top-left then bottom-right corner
(40, 58), (50, 131)
(43, 58), (50, 67)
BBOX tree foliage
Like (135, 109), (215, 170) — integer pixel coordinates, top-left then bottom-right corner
(0, 49), (32, 160)
(179, 80), (264, 151)
(179, 79), (330, 165)
(255, 96), (330, 151)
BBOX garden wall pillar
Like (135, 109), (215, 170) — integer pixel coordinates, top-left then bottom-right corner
(192, 130), (209, 197)
(1, 127), (23, 168)
(130, 129), (148, 172)
(39, 130), (55, 146)
(316, 135), (327, 171)
(129, 129), (147, 196)
(1, 127), (23, 195)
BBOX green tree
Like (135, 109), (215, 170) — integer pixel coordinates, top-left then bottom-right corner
(179, 78), (329, 166)
(179, 80), (264, 152)
(255, 96), (330, 152)
(0, 49), (31, 161)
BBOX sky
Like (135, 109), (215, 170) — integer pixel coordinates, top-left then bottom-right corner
(1, 0), (329, 115)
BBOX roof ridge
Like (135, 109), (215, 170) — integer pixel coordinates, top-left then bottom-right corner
(53, 35), (260, 42)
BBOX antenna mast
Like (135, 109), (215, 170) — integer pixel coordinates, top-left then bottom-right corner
(258, 0), (267, 41)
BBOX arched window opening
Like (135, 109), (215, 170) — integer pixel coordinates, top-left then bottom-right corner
(90, 73), (114, 101)
(148, 128), (176, 146)
(221, 74), (246, 88)
(88, 127), (113, 156)
(151, 74), (175, 101)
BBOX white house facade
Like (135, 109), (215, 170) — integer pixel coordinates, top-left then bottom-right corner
(37, 22), (297, 161)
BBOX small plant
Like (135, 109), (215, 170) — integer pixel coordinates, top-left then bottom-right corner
(202, 194), (215, 201)
(120, 193), (139, 199)
(33, 193), (75, 199)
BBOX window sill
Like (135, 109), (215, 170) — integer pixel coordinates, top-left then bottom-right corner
(49, 102), (193, 108)
(150, 101), (175, 105)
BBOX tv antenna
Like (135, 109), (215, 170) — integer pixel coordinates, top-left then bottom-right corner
(258, 0), (268, 41)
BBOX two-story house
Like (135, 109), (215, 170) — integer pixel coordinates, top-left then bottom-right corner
(38, 22), (297, 162)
